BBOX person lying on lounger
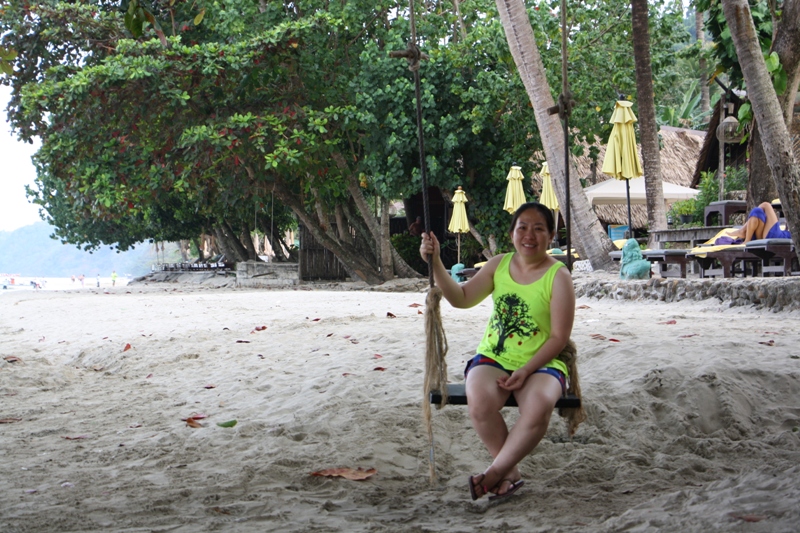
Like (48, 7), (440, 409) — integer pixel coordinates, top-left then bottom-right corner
(730, 202), (791, 243)
(419, 202), (575, 502)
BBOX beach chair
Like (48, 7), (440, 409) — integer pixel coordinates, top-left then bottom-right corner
(429, 383), (580, 409)
(686, 245), (761, 278)
(744, 239), (799, 277)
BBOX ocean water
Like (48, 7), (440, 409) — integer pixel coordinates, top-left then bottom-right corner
(1, 275), (130, 292)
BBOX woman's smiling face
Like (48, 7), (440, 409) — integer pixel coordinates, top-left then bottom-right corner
(510, 207), (555, 258)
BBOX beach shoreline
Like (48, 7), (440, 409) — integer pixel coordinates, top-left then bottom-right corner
(1, 284), (799, 531)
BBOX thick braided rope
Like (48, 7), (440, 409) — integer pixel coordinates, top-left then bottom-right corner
(422, 286), (448, 483)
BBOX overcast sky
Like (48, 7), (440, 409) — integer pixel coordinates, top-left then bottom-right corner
(1, 85), (42, 233)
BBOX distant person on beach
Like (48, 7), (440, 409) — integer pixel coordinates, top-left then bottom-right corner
(730, 202), (791, 243)
(111, 270), (118, 287)
(419, 202), (579, 501)
(79, 274), (85, 287)
(96, 274), (100, 288)
(71, 275), (76, 284)
(408, 216), (424, 237)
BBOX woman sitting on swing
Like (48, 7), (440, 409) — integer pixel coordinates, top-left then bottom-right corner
(419, 202), (575, 501)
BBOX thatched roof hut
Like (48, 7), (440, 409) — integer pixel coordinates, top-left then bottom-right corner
(529, 126), (705, 229)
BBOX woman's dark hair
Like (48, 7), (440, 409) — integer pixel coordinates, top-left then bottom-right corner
(508, 202), (556, 235)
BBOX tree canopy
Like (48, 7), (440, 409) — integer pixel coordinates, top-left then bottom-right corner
(2, 0), (693, 280)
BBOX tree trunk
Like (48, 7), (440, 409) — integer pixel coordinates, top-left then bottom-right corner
(494, 0), (616, 270)
(722, 0), (800, 262)
(213, 226), (243, 263)
(631, 0), (667, 249)
(772, 0), (800, 129)
(696, 10), (710, 119)
(240, 226), (260, 261)
(273, 180), (385, 284)
(746, 118), (777, 208)
(222, 221), (250, 262)
(379, 198), (394, 281)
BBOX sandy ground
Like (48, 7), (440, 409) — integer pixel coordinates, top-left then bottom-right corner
(1, 282), (799, 532)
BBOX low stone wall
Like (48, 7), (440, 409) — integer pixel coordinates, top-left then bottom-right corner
(574, 275), (800, 312)
(235, 261), (299, 288)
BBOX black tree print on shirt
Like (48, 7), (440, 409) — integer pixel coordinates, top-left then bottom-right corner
(489, 293), (539, 356)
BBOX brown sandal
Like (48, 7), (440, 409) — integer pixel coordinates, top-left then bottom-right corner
(468, 474), (489, 500)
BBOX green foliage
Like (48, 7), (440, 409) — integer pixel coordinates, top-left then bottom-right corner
(668, 198), (697, 221)
(678, 167), (748, 224)
(697, 0), (786, 95)
(658, 79), (710, 129)
(390, 233), (427, 275)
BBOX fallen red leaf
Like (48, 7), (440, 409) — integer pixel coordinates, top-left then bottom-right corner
(659, 320), (677, 325)
(254, 325), (267, 331)
(4, 356), (21, 363)
(373, 354), (383, 359)
(181, 413), (208, 421)
(186, 418), (203, 428)
(349, 339), (359, 344)
(236, 340), (251, 343)
(123, 343), (132, 352)
(342, 373), (354, 377)
(129, 423), (142, 428)
(146, 373), (153, 378)
(408, 303), (422, 308)
(758, 340), (775, 346)
(386, 312), (396, 318)
(590, 334), (606, 340)
(577, 305), (591, 309)
(608, 338), (621, 342)
(326, 333), (334, 337)
(62, 435), (90, 440)
(0, 418), (22, 424)
(311, 318), (321, 322)
(310, 467), (377, 481)
(730, 513), (766, 523)
(373, 367), (386, 371)
(418, 310), (423, 314)
(204, 384), (216, 389)
(679, 334), (699, 338)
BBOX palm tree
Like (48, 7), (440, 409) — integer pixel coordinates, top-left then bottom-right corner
(494, 0), (615, 270)
(631, 0), (667, 249)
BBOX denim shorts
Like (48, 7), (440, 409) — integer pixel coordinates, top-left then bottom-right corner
(464, 354), (566, 395)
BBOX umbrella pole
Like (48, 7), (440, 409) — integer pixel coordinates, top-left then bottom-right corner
(457, 233), (461, 264)
(626, 179), (632, 239)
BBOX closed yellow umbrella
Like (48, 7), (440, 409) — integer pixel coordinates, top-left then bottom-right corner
(503, 165), (527, 214)
(448, 186), (469, 264)
(602, 100), (643, 234)
(539, 162), (559, 211)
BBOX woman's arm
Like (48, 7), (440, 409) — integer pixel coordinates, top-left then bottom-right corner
(419, 232), (499, 308)
(497, 266), (576, 391)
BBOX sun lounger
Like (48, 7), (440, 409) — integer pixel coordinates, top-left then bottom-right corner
(686, 245), (761, 278)
(429, 383), (580, 409)
(745, 239), (799, 276)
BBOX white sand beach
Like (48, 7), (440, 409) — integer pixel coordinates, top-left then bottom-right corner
(1, 280), (799, 532)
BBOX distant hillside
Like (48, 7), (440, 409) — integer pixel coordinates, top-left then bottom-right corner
(0, 222), (180, 277)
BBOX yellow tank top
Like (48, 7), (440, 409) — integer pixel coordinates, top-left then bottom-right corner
(475, 254), (568, 376)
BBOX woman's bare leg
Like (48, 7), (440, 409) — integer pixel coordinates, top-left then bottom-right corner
(759, 202), (780, 239)
(472, 372), (562, 495)
(465, 365), (513, 496)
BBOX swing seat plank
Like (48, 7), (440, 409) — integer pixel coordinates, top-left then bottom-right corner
(429, 383), (581, 409)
